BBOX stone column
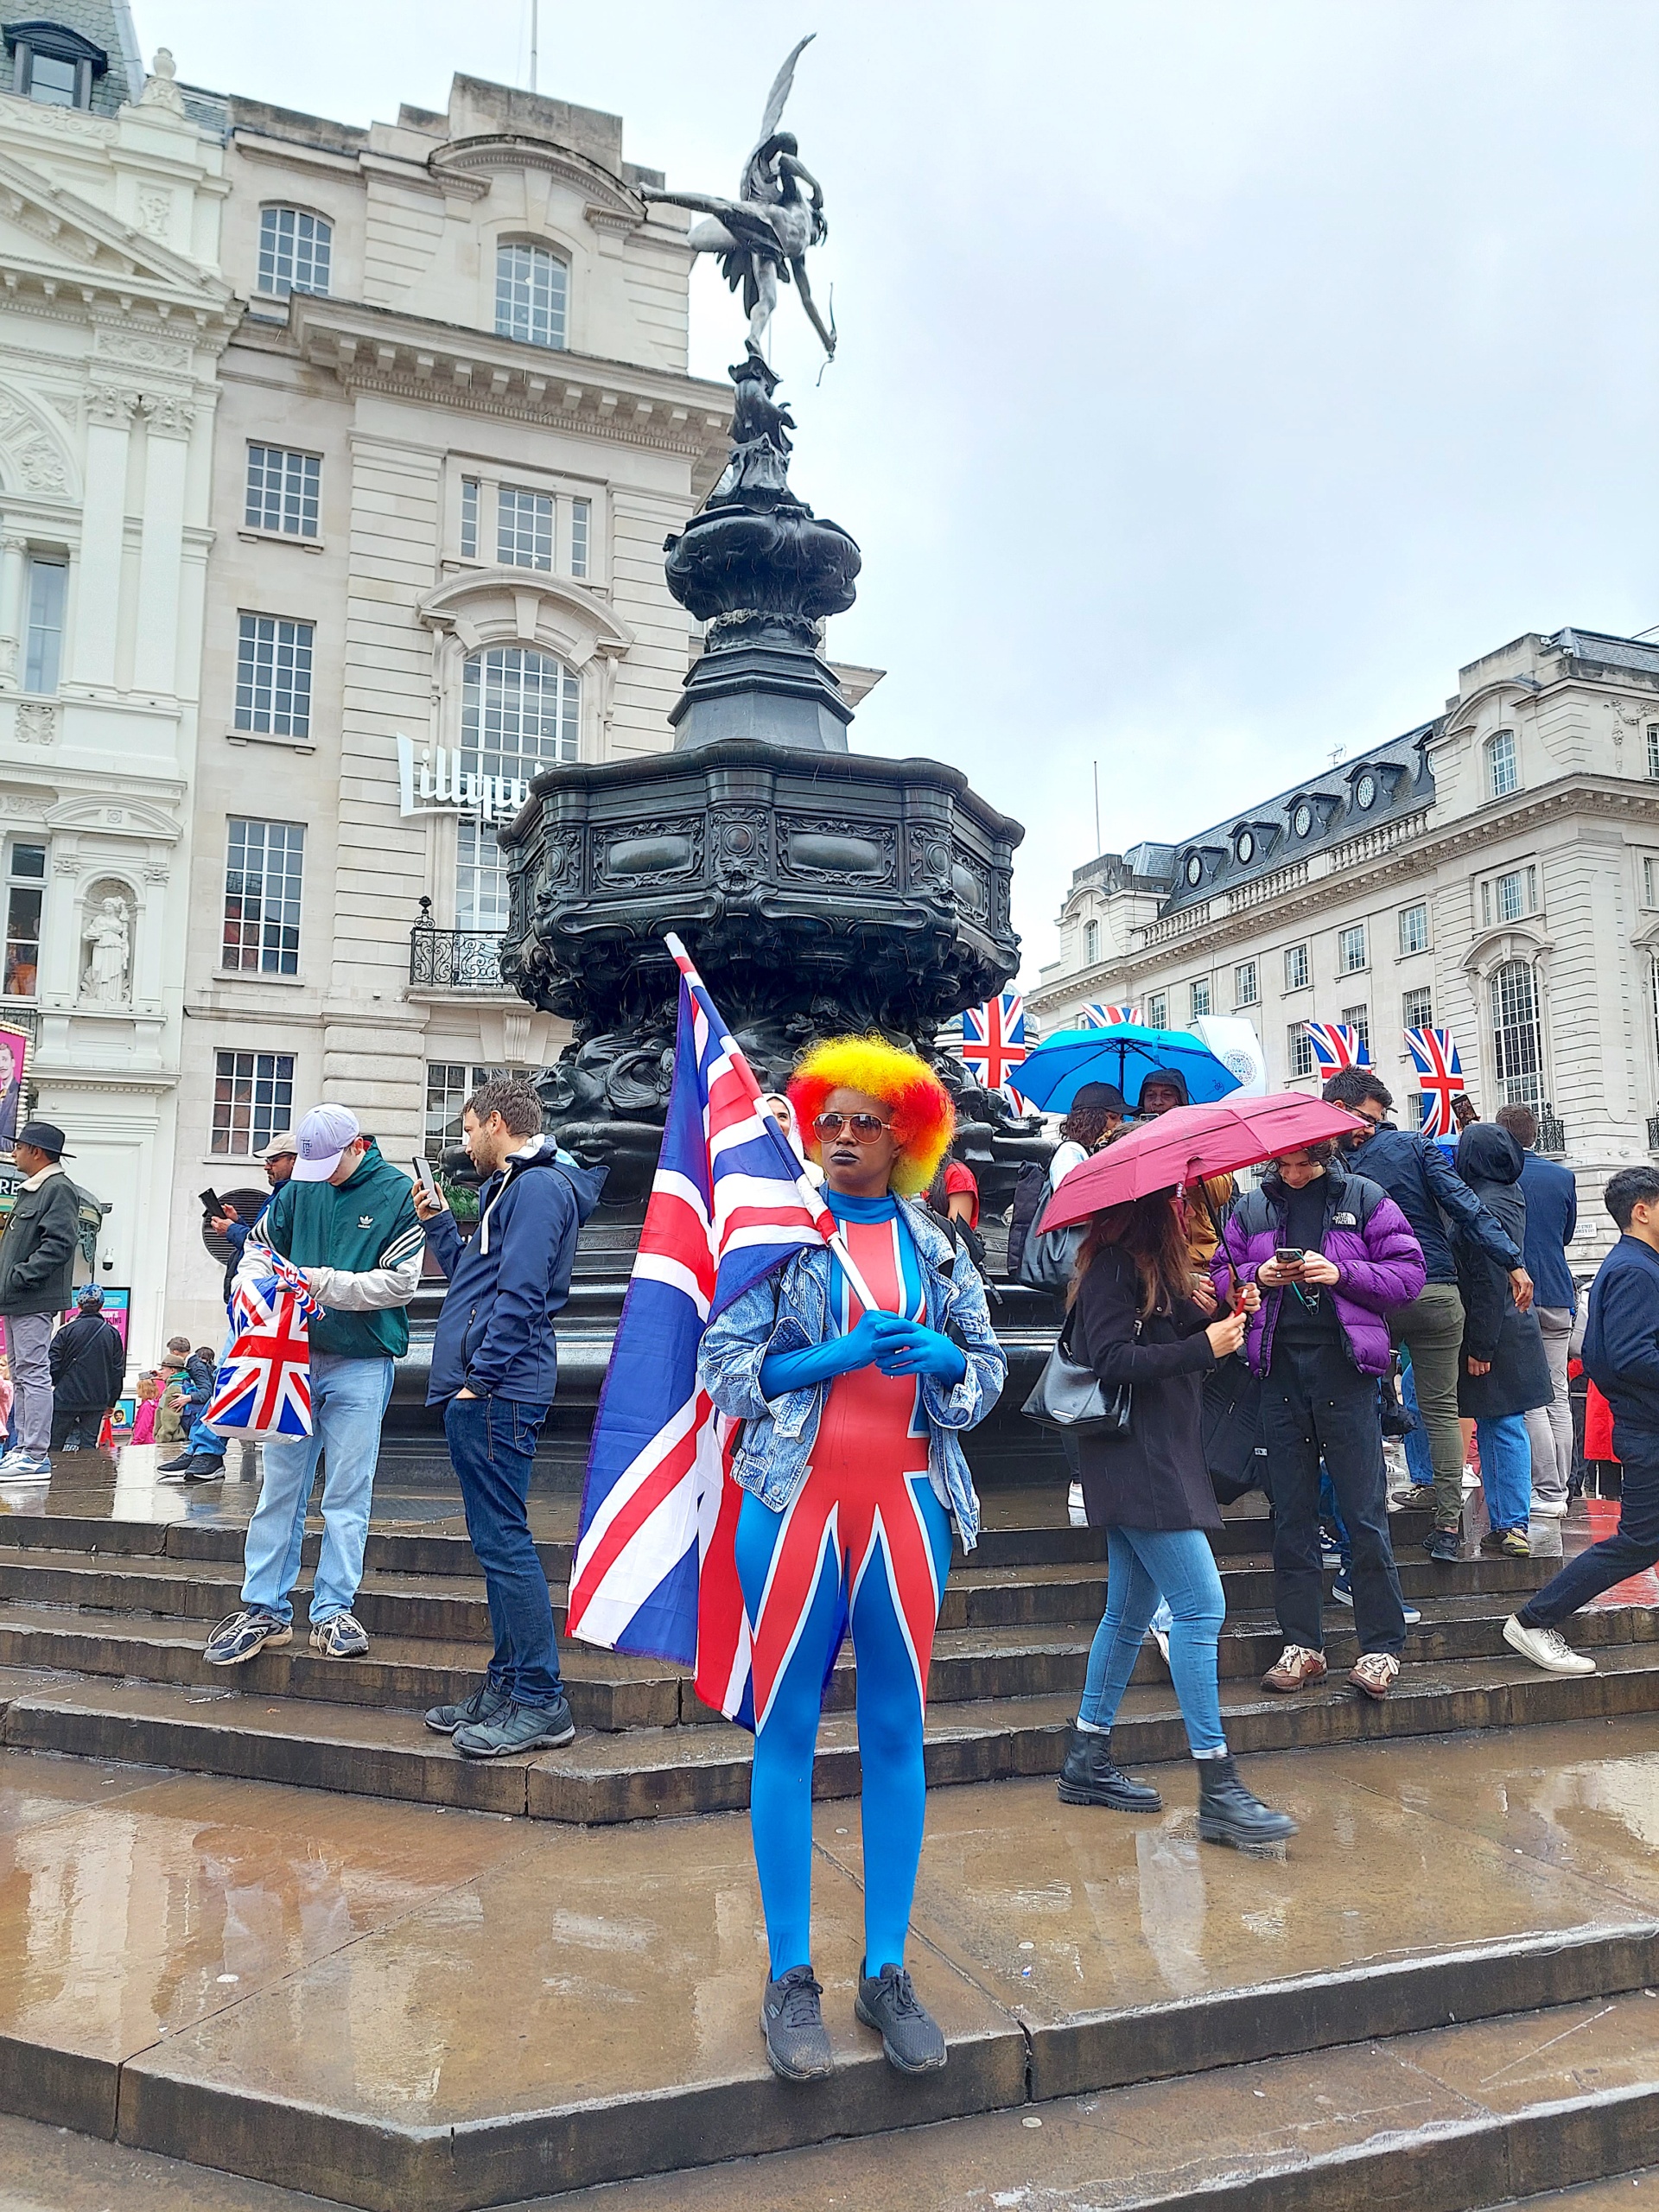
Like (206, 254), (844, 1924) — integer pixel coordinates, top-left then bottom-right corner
(0, 534), (26, 690)
(73, 387), (137, 691)
(132, 397), (193, 696)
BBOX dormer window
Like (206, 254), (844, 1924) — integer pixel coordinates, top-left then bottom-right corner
(6, 22), (107, 110)
(1292, 801), (1314, 837)
(1353, 771), (1377, 810)
(1234, 829), (1255, 866)
(1184, 851), (1204, 887)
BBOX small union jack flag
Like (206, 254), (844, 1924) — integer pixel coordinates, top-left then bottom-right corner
(1082, 1002), (1138, 1030)
(1405, 1027), (1465, 1138)
(204, 1251), (322, 1442)
(1306, 1021), (1370, 1077)
(962, 992), (1027, 1090)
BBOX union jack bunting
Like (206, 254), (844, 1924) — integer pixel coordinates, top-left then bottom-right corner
(204, 1250), (322, 1442)
(1306, 1021), (1370, 1076)
(1405, 1026), (1465, 1138)
(1082, 1002), (1138, 1030)
(963, 991), (1027, 1090)
(565, 937), (840, 1726)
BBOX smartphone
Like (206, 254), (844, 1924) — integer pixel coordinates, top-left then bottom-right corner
(199, 1187), (223, 1215)
(1274, 1247), (1305, 1268)
(411, 1155), (441, 1203)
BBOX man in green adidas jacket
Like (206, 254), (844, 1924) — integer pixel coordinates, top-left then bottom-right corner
(205, 1104), (424, 1667)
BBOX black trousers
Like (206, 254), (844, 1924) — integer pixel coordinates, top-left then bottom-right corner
(1519, 1423), (1659, 1629)
(1262, 1337), (1408, 1656)
(49, 1406), (107, 1451)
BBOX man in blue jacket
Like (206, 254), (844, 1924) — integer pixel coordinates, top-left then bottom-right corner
(1505, 1166), (1659, 1676)
(1324, 1070), (1533, 1560)
(413, 1075), (605, 1758)
(1497, 1103), (1579, 1516)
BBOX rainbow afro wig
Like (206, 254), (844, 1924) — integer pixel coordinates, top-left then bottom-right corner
(787, 1034), (955, 1198)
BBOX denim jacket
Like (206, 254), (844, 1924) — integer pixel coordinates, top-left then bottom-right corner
(696, 1198), (1007, 1550)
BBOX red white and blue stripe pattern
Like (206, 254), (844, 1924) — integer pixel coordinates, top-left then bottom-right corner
(962, 992), (1027, 1090)
(1082, 1002), (1138, 1030)
(204, 1251), (321, 1441)
(1405, 1026), (1465, 1138)
(565, 940), (837, 1724)
(1306, 1021), (1370, 1076)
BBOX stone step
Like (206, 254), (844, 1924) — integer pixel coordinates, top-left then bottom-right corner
(7, 1637), (1659, 1824)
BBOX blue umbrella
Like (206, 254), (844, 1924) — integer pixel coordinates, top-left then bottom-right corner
(1014, 1024), (1243, 1114)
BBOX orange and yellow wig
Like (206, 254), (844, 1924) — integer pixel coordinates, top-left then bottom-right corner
(787, 1034), (955, 1198)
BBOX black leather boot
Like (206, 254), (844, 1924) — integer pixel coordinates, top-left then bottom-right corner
(1057, 1726), (1162, 1812)
(1196, 1754), (1298, 1852)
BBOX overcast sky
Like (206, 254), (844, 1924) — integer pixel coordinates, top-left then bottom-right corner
(135, 0), (1659, 985)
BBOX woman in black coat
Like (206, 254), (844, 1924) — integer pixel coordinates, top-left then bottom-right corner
(1058, 1186), (1295, 1853)
(1454, 1122), (1552, 1556)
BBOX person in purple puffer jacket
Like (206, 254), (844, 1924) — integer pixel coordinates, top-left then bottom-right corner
(1211, 1141), (1427, 1705)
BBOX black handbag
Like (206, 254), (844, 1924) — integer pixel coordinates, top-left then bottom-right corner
(1021, 1306), (1134, 1438)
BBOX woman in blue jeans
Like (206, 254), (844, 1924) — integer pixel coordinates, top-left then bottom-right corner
(1454, 1123), (1553, 1557)
(1058, 1186), (1295, 1851)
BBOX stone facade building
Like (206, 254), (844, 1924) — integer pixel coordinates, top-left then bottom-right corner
(0, 3), (233, 1356)
(164, 69), (732, 1343)
(1032, 625), (1659, 1258)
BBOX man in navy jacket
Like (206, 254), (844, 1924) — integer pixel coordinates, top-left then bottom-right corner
(1497, 1103), (1579, 1515)
(413, 1076), (605, 1758)
(1506, 1166), (1659, 1676)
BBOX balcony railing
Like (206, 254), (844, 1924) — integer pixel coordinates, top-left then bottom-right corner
(409, 919), (510, 991)
(1536, 1102), (1566, 1159)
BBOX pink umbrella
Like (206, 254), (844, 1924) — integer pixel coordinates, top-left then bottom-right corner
(1041, 1092), (1368, 1233)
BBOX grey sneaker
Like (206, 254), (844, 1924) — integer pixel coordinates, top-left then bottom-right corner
(855, 1961), (948, 2074)
(308, 1611), (369, 1658)
(453, 1694), (575, 1758)
(424, 1681), (514, 1735)
(204, 1608), (292, 1665)
(760, 1964), (833, 2082)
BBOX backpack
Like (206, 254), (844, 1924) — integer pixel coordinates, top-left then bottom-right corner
(1006, 1161), (1049, 1279)
(1017, 1177), (1085, 1296)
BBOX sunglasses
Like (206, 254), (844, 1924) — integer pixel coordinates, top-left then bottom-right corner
(813, 1112), (893, 1142)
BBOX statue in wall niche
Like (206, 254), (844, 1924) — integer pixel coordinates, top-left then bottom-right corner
(79, 894), (130, 1008)
(640, 36), (836, 363)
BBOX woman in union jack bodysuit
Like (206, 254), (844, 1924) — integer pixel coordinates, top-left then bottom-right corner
(698, 1036), (1006, 2084)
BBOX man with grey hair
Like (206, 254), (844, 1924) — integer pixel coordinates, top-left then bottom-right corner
(414, 1076), (605, 1758)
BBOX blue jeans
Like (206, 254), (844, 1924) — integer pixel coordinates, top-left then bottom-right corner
(1476, 1413), (1531, 1534)
(1078, 1525), (1226, 1755)
(188, 1328), (234, 1459)
(1520, 1424), (1659, 1629)
(443, 1394), (561, 1706)
(241, 1352), (393, 1625)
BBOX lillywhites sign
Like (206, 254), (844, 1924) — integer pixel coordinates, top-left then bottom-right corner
(396, 734), (529, 825)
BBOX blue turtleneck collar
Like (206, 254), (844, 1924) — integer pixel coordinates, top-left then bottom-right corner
(823, 1185), (900, 1224)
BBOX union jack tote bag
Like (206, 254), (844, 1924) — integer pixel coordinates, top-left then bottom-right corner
(205, 1249), (322, 1442)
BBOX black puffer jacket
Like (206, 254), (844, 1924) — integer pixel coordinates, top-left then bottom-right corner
(48, 1311), (124, 1411)
(1454, 1123), (1552, 1421)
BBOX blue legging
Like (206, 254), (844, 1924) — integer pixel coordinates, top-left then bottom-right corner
(735, 1478), (953, 1980)
(1077, 1524), (1227, 1755)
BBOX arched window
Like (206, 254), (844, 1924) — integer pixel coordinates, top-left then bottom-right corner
(258, 206), (332, 299)
(1486, 729), (1519, 800)
(455, 647), (579, 929)
(496, 241), (568, 351)
(1491, 958), (1543, 1108)
(1083, 918), (1099, 967)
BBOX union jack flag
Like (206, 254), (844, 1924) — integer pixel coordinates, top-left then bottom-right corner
(962, 991), (1027, 1090)
(1306, 1021), (1370, 1076)
(1082, 1002), (1138, 1030)
(565, 937), (841, 1725)
(204, 1251), (321, 1441)
(1405, 1026), (1465, 1138)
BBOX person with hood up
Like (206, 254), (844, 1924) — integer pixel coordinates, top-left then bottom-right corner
(415, 1077), (605, 1760)
(1136, 1067), (1234, 1264)
(1212, 1140), (1427, 1701)
(1452, 1120), (1552, 1559)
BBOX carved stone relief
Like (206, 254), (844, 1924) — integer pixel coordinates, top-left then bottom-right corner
(15, 704), (56, 747)
(0, 393), (68, 494)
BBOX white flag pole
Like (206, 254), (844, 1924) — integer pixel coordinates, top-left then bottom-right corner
(663, 934), (883, 1314)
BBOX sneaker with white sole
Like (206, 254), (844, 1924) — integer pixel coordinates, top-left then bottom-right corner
(1530, 1497), (1571, 1518)
(1262, 1643), (1327, 1694)
(1348, 1649), (1400, 1700)
(0, 1449), (49, 1480)
(1330, 1573), (1420, 1626)
(204, 1609), (292, 1665)
(308, 1611), (369, 1658)
(1503, 1615), (1596, 1675)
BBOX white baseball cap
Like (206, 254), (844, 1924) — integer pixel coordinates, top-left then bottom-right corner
(290, 1103), (362, 1183)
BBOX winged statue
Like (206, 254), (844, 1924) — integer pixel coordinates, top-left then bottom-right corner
(640, 35), (836, 362)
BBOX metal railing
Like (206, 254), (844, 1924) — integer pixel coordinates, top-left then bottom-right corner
(409, 917), (510, 991)
(1536, 1102), (1566, 1158)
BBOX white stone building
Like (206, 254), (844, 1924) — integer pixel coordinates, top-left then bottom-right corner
(1032, 626), (1659, 1257)
(165, 69), (732, 1343)
(0, 4), (233, 1357)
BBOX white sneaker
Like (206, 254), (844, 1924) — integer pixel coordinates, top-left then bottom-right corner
(1460, 1465), (1479, 1493)
(0, 1449), (49, 1480)
(1503, 1615), (1595, 1675)
(1066, 1481), (1086, 1528)
(1530, 1497), (1570, 1518)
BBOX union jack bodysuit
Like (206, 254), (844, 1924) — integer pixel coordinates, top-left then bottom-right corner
(735, 1191), (955, 1978)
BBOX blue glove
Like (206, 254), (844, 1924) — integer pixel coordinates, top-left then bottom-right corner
(874, 1321), (968, 1386)
(760, 1311), (915, 1398)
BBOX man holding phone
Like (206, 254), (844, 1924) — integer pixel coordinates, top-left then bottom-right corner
(413, 1077), (605, 1758)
